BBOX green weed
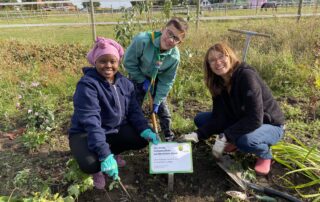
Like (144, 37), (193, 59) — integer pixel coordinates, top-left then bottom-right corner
(22, 129), (49, 151)
(285, 120), (320, 140)
(272, 133), (320, 200)
(26, 103), (55, 131)
(64, 159), (93, 199)
(171, 112), (196, 135)
(280, 102), (305, 121)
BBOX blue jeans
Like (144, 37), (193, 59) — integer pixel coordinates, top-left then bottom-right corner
(194, 112), (284, 159)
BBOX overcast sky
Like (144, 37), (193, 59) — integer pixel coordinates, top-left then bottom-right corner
(72, 0), (132, 9)
(12, 0), (132, 9)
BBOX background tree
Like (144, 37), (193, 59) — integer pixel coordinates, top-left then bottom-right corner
(171, 0), (181, 5)
(0, 0), (17, 10)
(163, 0), (172, 18)
(82, 2), (100, 8)
(0, 0), (18, 2)
(189, 0), (199, 5)
(21, 0), (37, 10)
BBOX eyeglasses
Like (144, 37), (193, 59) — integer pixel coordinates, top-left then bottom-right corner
(166, 28), (182, 43)
(209, 54), (228, 64)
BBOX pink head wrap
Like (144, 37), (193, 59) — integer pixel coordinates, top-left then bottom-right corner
(86, 37), (124, 66)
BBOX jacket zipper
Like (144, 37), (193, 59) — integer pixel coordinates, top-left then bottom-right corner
(112, 84), (122, 125)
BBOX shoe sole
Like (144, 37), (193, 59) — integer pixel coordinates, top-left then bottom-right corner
(255, 171), (269, 176)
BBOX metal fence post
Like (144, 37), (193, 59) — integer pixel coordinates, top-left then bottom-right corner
(228, 29), (270, 62)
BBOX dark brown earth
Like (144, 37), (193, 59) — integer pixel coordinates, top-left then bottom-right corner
(77, 140), (303, 202)
(0, 131), (305, 202)
(0, 99), (316, 202)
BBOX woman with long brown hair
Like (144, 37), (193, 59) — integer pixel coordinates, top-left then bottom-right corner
(180, 42), (285, 175)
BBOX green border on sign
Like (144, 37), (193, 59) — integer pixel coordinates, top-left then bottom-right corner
(149, 142), (193, 174)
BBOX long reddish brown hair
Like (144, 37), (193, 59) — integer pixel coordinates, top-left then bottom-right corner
(203, 43), (240, 96)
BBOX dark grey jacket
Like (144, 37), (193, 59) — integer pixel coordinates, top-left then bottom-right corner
(197, 63), (285, 143)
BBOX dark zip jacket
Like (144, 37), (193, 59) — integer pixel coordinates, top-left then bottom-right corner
(69, 67), (149, 160)
(197, 63), (285, 143)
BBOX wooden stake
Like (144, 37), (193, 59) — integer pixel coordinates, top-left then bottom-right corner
(119, 179), (132, 199)
(148, 92), (174, 191)
(148, 92), (159, 134)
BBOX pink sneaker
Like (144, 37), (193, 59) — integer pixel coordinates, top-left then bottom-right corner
(115, 155), (126, 167)
(254, 158), (272, 175)
(92, 172), (106, 189)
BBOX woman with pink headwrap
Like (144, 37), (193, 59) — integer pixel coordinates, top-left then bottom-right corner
(69, 37), (159, 189)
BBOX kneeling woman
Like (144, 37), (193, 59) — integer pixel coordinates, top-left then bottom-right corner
(181, 42), (285, 175)
(69, 37), (159, 189)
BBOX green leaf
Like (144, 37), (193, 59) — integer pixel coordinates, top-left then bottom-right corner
(63, 196), (75, 202)
(108, 180), (119, 191)
(68, 184), (80, 198)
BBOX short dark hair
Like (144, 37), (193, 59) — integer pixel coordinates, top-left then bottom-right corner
(166, 17), (188, 37)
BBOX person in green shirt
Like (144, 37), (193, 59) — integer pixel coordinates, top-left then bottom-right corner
(124, 17), (188, 141)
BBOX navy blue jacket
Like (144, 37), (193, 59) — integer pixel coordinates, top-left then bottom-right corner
(197, 63), (285, 143)
(69, 67), (149, 160)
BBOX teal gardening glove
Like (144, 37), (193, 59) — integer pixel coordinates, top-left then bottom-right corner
(101, 154), (119, 180)
(140, 129), (159, 145)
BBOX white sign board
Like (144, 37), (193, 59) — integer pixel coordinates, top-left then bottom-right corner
(149, 142), (193, 174)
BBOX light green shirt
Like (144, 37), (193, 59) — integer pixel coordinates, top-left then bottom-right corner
(124, 31), (180, 105)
